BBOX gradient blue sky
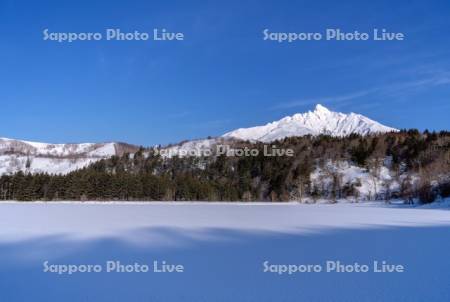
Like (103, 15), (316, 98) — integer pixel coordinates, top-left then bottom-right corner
(1, 0), (449, 145)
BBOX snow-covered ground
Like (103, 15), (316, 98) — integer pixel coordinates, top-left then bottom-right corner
(0, 201), (449, 242)
(0, 202), (449, 301)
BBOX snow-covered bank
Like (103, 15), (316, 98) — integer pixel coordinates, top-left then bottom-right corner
(1, 198), (449, 207)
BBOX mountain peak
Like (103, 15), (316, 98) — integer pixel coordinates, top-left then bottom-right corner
(314, 104), (330, 113)
(222, 106), (398, 142)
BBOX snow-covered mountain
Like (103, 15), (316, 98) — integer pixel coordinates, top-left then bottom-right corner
(0, 104), (399, 173)
(222, 104), (398, 142)
(0, 138), (137, 175)
(154, 104), (398, 158)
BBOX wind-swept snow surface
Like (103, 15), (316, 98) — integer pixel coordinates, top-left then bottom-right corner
(0, 202), (449, 242)
(0, 202), (449, 302)
(223, 104), (398, 142)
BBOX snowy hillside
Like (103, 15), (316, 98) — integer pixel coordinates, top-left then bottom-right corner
(223, 104), (398, 142)
(156, 137), (242, 158)
(157, 138), (219, 158)
(0, 138), (136, 175)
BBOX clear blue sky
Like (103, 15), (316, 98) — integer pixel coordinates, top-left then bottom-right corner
(1, 0), (449, 145)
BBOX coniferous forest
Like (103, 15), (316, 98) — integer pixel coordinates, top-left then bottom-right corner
(1, 130), (449, 203)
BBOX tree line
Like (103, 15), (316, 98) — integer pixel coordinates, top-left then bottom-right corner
(0, 130), (449, 203)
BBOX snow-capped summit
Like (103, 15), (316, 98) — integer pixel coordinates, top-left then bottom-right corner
(313, 103), (330, 113)
(222, 104), (398, 142)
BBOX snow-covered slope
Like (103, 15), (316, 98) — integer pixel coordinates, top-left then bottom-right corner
(0, 138), (135, 175)
(0, 138), (117, 157)
(156, 137), (240, 158)
(223, 104), (398, 142)
(156, 138), (219, 158)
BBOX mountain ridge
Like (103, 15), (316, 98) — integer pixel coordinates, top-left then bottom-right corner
(0, 138), (138, 175)
(222, 104), (398, 142)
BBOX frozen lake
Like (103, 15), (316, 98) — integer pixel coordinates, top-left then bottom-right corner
(1, 202), (450, 301)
